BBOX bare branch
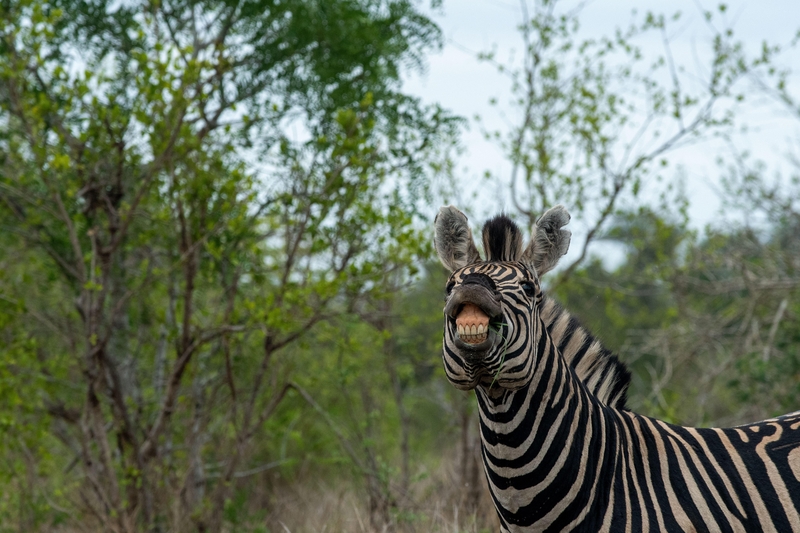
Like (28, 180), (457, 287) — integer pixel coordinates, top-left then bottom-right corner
(139, 324), (246, 459)
(762, 297), (789, 362)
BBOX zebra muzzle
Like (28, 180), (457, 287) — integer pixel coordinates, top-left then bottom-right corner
(444, 284), (502, 353)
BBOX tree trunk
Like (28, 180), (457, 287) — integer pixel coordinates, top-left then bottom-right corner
(458, 392), (482, 515)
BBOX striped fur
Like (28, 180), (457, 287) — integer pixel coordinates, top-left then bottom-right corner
(436, 210), (800, 532)
(540, 297), (629, 409)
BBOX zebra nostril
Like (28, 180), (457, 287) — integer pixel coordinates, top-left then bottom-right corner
(461, 273), (497, 292)
(444, 284), (503, 320)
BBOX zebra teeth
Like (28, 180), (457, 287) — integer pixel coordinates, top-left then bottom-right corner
(452, 303), (493, 346)
(458, 329), (489, 345)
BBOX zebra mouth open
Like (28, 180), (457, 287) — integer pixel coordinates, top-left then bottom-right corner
(455, 303), (491, 343)
(444, 284), (503, 354)
(448, 303), (501, 353)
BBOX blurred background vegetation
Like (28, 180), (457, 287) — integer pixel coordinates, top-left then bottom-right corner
(0, 0), (799, 531)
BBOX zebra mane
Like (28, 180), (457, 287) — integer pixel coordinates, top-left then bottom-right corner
(540, 296), (631, 409)
(481, 214), (523, 261)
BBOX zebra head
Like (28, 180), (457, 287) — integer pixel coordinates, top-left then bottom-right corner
(434, 205), (571, 391)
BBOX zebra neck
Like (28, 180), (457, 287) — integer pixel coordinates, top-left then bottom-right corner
(474, 316), (617, 530)
(540, 296), (630, 408)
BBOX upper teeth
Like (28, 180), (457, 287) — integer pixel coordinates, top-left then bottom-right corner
(454, 303), (490, 344)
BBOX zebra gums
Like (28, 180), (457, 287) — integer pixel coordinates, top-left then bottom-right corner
(434, 205), (800, 532)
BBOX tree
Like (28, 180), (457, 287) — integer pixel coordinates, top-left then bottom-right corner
(0, 0), (458, 531)
(478, 0), (749, 287)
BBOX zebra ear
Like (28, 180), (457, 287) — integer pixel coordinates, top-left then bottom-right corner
(521, 205), (571, 275)
(434, 206), (482, 272)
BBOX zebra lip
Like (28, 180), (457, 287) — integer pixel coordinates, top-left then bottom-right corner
(445, 285), (502, 355)
(453, 327), (497, 354)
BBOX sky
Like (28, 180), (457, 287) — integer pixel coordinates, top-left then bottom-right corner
(403, 0), (800, 242)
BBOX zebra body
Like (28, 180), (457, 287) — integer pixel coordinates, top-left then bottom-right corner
(434, 205), (800, 532)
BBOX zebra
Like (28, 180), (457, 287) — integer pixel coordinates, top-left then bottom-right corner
(434, 204), (800, 532)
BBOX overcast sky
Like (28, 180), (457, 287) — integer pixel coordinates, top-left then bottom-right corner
(403, 0), (800, 234)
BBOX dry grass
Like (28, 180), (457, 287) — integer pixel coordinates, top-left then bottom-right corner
(4, 448), (500, 533)
(261, 452), (500, 533)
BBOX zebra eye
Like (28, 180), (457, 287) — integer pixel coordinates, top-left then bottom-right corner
(521, 281), (536, 297)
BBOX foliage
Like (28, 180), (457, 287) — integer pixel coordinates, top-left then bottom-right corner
(553, 207), (685, 348)
(0, 0), (458, 531)
(478, 0), (749, 288)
